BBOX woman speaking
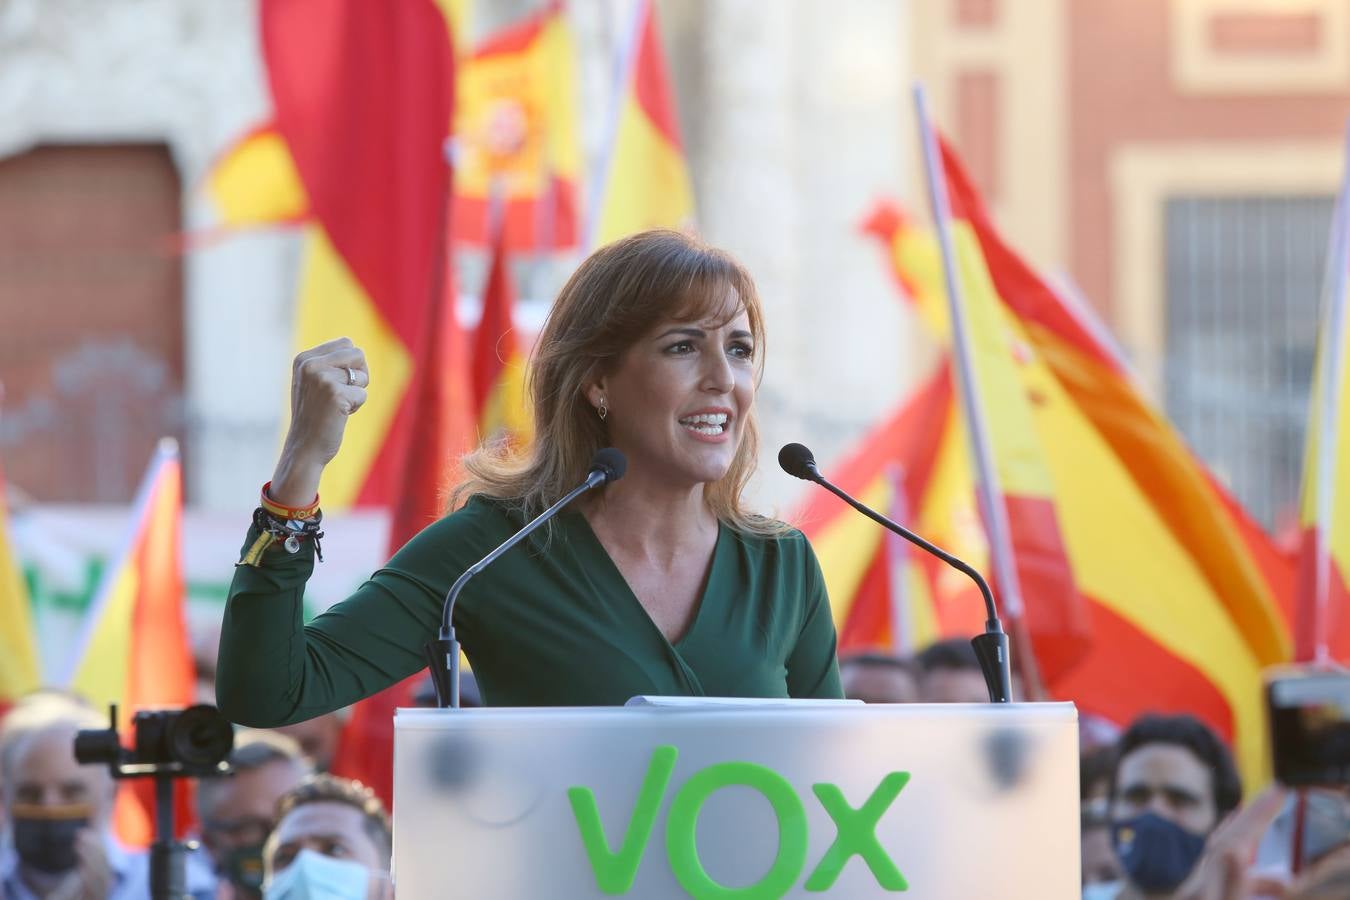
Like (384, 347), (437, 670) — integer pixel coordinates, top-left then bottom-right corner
(216, 229), (842, 725)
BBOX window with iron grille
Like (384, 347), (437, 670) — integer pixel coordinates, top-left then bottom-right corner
(1164, 194), (1335, 533)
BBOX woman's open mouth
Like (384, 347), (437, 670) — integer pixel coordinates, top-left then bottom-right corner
(678, 411), (729, 437)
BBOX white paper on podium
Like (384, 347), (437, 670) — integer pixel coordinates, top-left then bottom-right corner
(623, 695), (864, 708)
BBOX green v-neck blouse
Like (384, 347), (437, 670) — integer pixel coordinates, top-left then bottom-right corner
(217, 496), (842, 726)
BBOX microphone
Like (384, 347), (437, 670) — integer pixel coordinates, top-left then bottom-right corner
(779, 442), (1014, 703)
(423, 448), (627, 708)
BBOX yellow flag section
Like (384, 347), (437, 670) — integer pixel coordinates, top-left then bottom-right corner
(432, 0), (472, 56)
(590, 0), (694, 247)
(290, 226), (414, 509)
(0, 462), (40, 705)
(204, 125), (308, 228)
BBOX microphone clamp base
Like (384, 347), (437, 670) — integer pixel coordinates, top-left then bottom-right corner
(423, 631), (461, 709)
(971, 625), (1013, 703)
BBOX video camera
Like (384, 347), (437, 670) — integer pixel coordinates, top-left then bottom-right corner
(74, 704), (234, 900)
(75, 703), (234, 777)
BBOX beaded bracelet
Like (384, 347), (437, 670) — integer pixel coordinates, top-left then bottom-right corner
(238, 507), (325, 567)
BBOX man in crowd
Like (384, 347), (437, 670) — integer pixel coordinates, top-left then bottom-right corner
(274, 713), (344, 774)
(0, 691), (143, 899)
(196, 730), (311, 899)
(914, 637), (993, 703)
(262, 774), (392, 900)
(838, 651), (919, 704)
(1085, 713), (1241, 899)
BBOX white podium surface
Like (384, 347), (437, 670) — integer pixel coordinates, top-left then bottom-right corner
(393, 702), (1079, 898)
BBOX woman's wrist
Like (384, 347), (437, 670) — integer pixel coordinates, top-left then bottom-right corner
(268, 455), (325, 508)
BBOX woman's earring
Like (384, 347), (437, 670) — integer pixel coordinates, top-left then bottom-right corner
(597, 396), (608, 420)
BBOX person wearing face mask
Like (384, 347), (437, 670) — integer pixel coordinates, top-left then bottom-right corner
(196, 730), (312, 899)
(1084, 714), (1242, 899)
(0, 691), (141, 899)
(262, 775), (392, 900)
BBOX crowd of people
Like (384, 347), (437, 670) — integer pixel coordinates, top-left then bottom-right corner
(1, 642), (1344, 898)
(839, 640), (1350, 899)
(0, 689), (402, 899)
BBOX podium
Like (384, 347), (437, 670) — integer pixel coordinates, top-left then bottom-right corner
(393, 701), (1080, 898)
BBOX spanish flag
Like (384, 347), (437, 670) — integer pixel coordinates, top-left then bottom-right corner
(0, 458), (40, 711)
(454, 1), (581, 251)
(472, 222), (532, 444)
(204, 0), (456, 511)
(864, 199), (1296, 634)
(63, 439), (196, 843)
(817, 137), (1291, 783)
(1293, 137), (1350, 664)
(589, 0), (694, 247)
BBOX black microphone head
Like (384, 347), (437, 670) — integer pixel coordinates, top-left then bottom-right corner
(590, 448), (627, 484)
(778, 443), (820, 481)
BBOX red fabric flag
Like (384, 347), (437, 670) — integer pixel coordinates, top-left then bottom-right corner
(260, 0), (456, 508)
(471, 223), (531, 443)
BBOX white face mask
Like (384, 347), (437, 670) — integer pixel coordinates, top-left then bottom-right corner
(264, 848), (373, 900)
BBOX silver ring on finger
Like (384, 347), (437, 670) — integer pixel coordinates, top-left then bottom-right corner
(345, 366), (357, 386)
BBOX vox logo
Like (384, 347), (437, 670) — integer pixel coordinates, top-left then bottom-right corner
(566, 745), (910, 897)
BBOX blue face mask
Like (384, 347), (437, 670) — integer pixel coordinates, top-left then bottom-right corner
(1112, 812), (1208, 893)
(263, 849), (372, 900)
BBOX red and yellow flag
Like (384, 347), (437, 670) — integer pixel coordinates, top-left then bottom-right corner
(589, 0), (694, 247)
(1293, 154), (1350, 663)
(472, 224), (532, 443)
(64, 439), (196, 843)
(0, 458), (40, 711)
(453, 2), (581, 251)
(822, 139), (1292, 782)
(204, 1), (457, 511)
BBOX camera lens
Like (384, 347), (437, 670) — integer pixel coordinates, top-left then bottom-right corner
(166, 705), (234, 769)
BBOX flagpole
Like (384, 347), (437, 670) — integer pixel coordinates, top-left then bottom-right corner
(912, 85), (1044, 700)
(583, 0), (647, 252)
(1303, 121), (1350, 664)
(884, 463), (914, 655)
